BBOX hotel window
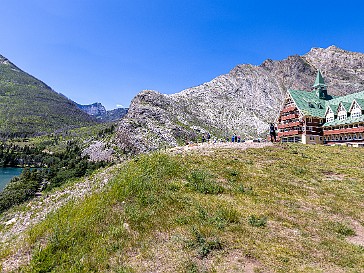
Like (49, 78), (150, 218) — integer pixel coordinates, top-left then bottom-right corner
(351, 111), (362, 118)
(338, 114), (347, 120)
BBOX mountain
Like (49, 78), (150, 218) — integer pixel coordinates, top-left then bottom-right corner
(0, 55), (95, 137)
(77, 103), (128, 122)
(100, 107), (128, 122)
(115, 46), (364, 154)
(76, 102), (107, 116)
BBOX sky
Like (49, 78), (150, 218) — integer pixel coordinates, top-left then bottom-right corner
(1, 0), (364, 110)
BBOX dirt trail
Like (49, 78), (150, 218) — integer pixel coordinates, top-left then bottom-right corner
(169, 141), (273, 154)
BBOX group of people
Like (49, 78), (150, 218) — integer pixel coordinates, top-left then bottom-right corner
(201, 133), (211, 143)
(192, 123), (278, 145)
(230, 134), (243, 143)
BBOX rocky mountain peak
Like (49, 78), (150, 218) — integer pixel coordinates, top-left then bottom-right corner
(115, 46), (364, 155)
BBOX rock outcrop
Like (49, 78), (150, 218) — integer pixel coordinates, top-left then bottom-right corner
(115, 46), (364, 154)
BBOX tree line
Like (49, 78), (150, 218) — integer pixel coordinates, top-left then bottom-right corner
(0, 141), (109, 213)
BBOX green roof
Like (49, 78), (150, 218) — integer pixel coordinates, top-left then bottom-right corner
(313, 70), (326, 88)
(355, 98), (364, 109)
(288, 90), (364, 120)
(286, 71), (364, 127)
(339, 102), (351, 111)
(288, 89), (327, 118)
(326, 104), (338, 114)
(328, 90), (364, 105)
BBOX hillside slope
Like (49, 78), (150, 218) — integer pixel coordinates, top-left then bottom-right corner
(0, 55), (95, 136)
(116, 46), (364, 154)
(1, 144), (363, 272)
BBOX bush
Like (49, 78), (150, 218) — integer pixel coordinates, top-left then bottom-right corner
(187, 170), (224, 194)
(248, 215), (267, 227)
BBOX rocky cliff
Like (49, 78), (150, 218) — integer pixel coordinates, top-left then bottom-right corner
(77, 103), (128, 122)
(77, 102), (107, 116)
(115, 46), (364, 154)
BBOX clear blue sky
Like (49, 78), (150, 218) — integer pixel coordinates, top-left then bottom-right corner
(1, 0), (364, 110)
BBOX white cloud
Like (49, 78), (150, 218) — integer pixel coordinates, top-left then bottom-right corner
(116, 104), (124, 108)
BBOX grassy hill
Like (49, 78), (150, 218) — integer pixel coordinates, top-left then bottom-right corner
(0, 55), (95, 136)
(1, 144), (363, 272)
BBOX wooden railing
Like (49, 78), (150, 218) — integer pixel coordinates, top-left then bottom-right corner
(278, 121), (301, 129)
(278, 130), (301, 137)
(323, 127), (364, 135)
(280, 113), (299, 121)
(281, 106), (296, 113)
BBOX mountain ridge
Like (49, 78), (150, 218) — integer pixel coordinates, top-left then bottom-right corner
(76, 102), (128, 122)
(0, 54), (96, 136)
(115, 46), (364, 154)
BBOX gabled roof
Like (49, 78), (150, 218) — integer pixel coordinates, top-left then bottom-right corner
(287, 89), (364, 118)
(354, 98), (364, 110)
(337, 101), (351, 112)
(288, 89), (327, 117)
(328, 90), (364, 105)
(325, 104), (337, 116)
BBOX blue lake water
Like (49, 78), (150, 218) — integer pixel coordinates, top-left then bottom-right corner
(0, 168), (23, 191)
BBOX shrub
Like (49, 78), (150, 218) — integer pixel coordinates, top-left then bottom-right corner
(187, 170), (224, 194)
(248, 215), (267, 227)
(334, 222), (355, 237)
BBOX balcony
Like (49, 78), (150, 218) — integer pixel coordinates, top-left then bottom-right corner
(323, 127), (364, 135)
(281, 106), (296, 113)
(281, 113), (300, 121)
(278, 130), (302, 137)
(278, 121), (301, 129)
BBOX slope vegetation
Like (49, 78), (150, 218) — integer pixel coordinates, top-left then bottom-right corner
(1, 144), (363, 272)
(0, 55), (95, 136)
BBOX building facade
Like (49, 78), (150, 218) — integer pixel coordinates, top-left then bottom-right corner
(277, 71), (364, 145)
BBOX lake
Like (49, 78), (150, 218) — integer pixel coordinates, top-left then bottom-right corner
(0, 168), (23, 191)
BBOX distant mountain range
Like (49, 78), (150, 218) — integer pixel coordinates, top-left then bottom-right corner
(76, 103), (128, 122)
(115, 46), (364, 154)
(0, 55), (95, 137)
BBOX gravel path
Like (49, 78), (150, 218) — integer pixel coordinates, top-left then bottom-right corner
(168, 141), (273, 154)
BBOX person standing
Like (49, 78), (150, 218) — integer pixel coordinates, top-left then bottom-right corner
(269, 123), (277, 142)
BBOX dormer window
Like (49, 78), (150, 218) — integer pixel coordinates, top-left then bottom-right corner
(337, 103), (348, 121)
(325, 107), (334, 123)
(338, 113), (347, 120)
(350, 100), (362, 119)
(352, 111), (362, 118)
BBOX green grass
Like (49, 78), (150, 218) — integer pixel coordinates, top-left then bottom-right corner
(0, 60), (96, 136)
(2, 144), (364, 272)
